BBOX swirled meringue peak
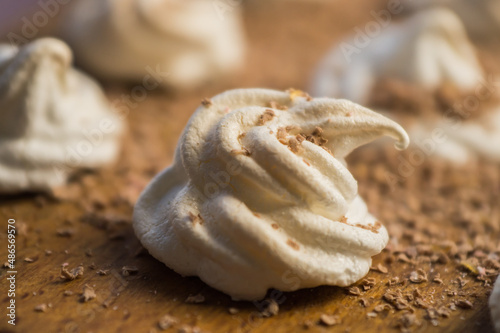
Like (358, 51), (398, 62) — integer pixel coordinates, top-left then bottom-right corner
(58, 0), (246, 89)
(0, 38), (123, 193)
(311, 8), (483, 104)
(133, 88), (409, 300)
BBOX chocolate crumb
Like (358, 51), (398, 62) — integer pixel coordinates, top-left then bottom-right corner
(286, 239), (300, 251)
(271, 223), (279, 230)
(56, 228), (74, 237)
(230, 147), (251, 156)
(34, 304), (48, 312)
(409, 269), (428, 284)
(201, 98), (212, 107)
(348, 286), (361, 296)
(261, 299), (279, 317)
(287, 136), (303, 154)
(359, 298), (370, 307)
(122, 266), (139, 276)
(319, 314), (341, 326)
(432, 273), (443, 284)
(374, 304), (392, 313)
(268, 100), (288, 111)
(371, 263), (388, 274)
(158, 314), (178, 330)
(185, 293), (205, 304)
(397, 313), (418, 329)
(60, 264), (84, 281)
(455, 299), (473, 309)
(80, 284), (96, 302)
(188, 212), (204, 225)
(257, 109), (276, 126)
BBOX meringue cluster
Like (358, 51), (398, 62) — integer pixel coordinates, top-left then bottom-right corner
(0, 38), (122, 193)
(312, 7), (500, 164)
(133, 88), (409, 300)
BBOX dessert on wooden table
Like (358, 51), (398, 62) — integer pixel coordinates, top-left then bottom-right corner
(57, 0), (246, 89)
(312, 7), (500, 164)
(133, 88), (409, 300)
(0, 38), (122, 193)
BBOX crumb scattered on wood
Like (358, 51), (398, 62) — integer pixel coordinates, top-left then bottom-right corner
(185, 293), (205, 304)
(319, 314), (341, 326)
(370, 263), (388, 274)
(122, 266), (139, 277)
(158, 314), (178, 330)
(56, 228), (75, 237)
(80, 284), (96, 302)
(261, 299), (279, 317)
(61, 264), (84, 281)
(34, 304), (48, 312)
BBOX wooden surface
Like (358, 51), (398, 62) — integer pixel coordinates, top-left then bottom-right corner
(1, 1), (499, 332)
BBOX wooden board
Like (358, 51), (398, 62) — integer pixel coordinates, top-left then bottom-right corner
(0, 1), (498, 332)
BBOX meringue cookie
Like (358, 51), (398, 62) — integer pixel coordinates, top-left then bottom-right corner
(311, 8), (500, 164)
(58, 0), (246, 89)
(0, 38), (122, 193)
(133, 88), (409, 300)
(311, 8), (483, 104)
(491, 276), (500, 333)
(401, 0), (500, 40)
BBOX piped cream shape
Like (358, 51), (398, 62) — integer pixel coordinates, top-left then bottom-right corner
(311, 8), (483, 104)
(133, 88), (409, 300)
(58, 0), (246, 89)
(491, 276), (500, 333)
(0, 38), (122, 193)
(311, 8), (500, 164)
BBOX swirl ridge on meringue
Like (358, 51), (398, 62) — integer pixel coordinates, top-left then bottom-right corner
(133, 88), (409, 300)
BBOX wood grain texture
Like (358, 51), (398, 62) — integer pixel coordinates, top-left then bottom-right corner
(0, 1), (498, 332)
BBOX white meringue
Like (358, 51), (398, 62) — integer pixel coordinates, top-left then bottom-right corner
(133, 88), (409, 300)
(311, 8), (483, 104)
(491, 276), (500, 333)
(57, 0), (246, 89)
(0, 38), (123, 193)
(310, 8), (500, 164)
(401, 0), (500, 40)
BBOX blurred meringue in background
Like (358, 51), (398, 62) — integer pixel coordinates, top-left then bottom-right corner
(57, 0), (246, 89)
(311, 7), (500, 164)
(401, 0), (500, 42)
(0, 38), (123, 193)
